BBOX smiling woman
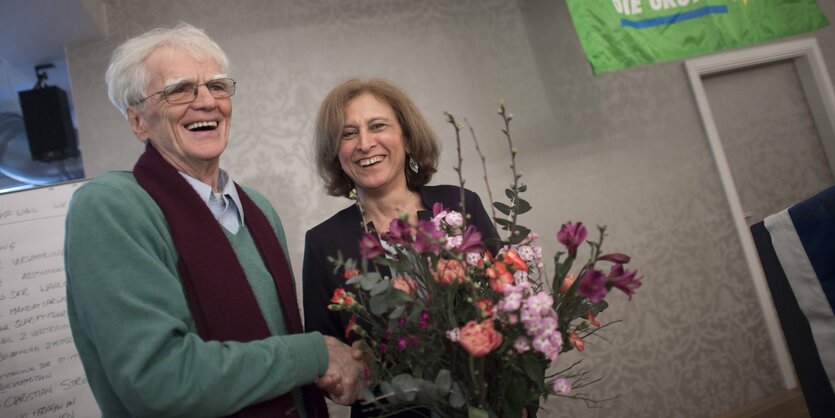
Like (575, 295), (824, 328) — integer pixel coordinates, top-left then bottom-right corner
(302, 78), (515, 418)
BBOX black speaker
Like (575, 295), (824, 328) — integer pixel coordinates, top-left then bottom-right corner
(18, 86), (79, 162)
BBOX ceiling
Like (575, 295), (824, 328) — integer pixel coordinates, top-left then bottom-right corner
(0, 0), (107, 113)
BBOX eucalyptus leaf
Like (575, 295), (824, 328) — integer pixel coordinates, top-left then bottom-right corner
(360, 387), (376, 403)
(449, 382), (465, 408)
(359, 272), (382, 291)
(392, 374), (419, 402)
(434, 369), (452, 394)
(389, 304), (406, 319)
(371, 279), (391, 296)
(379, 381), (395, 398)
(370, 294), (389, 315)
(468, 407), (489, 418)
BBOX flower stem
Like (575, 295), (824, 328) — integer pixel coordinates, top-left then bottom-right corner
(445, 112), (467, 219)
(465, 118), (497, 229)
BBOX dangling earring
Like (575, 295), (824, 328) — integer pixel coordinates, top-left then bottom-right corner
(408, 155), (419, 174)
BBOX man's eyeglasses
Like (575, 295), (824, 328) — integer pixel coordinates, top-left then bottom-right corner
(138, 78), (236, 105)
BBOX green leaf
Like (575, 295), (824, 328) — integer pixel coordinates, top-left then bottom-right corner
(515, 198), (532, 214)
(518, 184), (527, 193)
(522, 354), (546, 384)
(505, 188), (515, 200)
(508, 226), (531, 245)
(503, 376), (527, 418)
(494, 201), (513, 216)
(495, 217), (513, 228)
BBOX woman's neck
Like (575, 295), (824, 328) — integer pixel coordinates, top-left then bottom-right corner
(357, 187), (424, 234)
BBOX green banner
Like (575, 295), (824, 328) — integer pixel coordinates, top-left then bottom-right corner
(566, 0), (829, 74)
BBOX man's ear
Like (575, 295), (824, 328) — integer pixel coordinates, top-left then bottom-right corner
(127, 105), (149, 142)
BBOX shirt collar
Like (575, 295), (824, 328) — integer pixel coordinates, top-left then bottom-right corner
(179, 169), (245, 224)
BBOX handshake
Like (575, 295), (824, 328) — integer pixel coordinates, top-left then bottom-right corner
(316, 335), (368, 405)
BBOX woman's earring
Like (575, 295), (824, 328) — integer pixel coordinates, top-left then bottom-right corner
(408, 156), (419, 174)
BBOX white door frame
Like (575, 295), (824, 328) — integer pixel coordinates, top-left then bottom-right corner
(685, 37), (835, 390)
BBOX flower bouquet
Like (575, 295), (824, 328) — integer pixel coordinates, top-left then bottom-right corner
(327, 105), (641, 417)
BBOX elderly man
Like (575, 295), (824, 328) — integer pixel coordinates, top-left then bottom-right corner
(64, 22), (363, 417)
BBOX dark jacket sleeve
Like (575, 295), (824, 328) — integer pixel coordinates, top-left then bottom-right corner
(302, 229), (346, 340)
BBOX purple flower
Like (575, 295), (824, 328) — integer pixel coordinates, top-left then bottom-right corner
(557, 221), (587, 257)
(397, 338), (408, 350)
(383, 218), (412, 246)
(456, 225), (485, 255)
(359, 233), (386, 259)
(598, 252), (631, 264)
(607, 264), (642, 301)
(432, 202), (446, 217)
(413, 220), (444, 254)
(577, 269), (608, 303)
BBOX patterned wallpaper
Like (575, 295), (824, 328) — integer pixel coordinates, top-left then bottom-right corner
(65, 0), (835, 417)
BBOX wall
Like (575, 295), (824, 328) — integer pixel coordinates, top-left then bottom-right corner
(64, 1), (835, 417)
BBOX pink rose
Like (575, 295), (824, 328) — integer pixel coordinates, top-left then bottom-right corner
(392, 275), (418, 298)
(434, 258), (466, 285)
(458, 319), (504, 357)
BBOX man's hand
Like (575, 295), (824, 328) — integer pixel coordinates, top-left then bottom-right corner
(315, 336), (366, 405)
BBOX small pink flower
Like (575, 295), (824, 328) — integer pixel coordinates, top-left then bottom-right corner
(553, 378), (571, 395)
(513, 336), (531, 353)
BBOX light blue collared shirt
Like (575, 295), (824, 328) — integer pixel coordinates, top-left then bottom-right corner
(180, 170), (243, 234)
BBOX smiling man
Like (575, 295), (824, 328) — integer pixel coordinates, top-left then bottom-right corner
(63, 23), (365, 418)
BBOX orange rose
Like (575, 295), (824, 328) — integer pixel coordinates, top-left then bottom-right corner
(503, 249), (528, 272)
(434, 258), (466, 285)
(475, 298), (494, 318)
(458, 319), (503, 357)
(392, 275), (418, 298)
(487, 261), (514, 292)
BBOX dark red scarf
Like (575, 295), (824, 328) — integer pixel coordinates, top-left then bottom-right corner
(133, 143), (327, 418)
